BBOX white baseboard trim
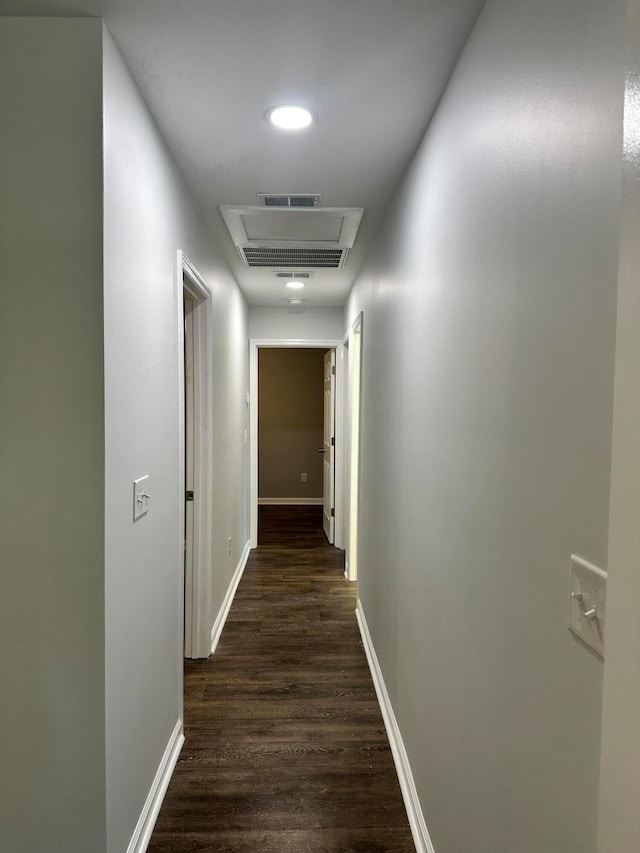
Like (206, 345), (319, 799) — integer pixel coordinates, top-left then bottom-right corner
(356, 600), (435, 853)
(127, 718), (184, 853)
(258, 497), (323, 506)
(211, 539), (251, 655)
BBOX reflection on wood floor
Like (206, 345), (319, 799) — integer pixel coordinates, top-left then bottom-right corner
(148, 505), (414, 852)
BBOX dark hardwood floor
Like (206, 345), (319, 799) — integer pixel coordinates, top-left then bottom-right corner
(148, 505), (414, 852)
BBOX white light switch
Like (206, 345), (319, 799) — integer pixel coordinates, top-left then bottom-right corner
(133, 475), (150, 521)
(569, 555), (606, 657)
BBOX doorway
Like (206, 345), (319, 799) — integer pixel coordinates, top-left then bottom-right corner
(249, 339), (344, 549)
(178, 252), (213, 659)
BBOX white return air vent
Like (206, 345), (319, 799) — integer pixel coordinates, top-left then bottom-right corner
(257, 193), (321, 208)
(219, 205), (364, 269)
(242, 247), (344, 268)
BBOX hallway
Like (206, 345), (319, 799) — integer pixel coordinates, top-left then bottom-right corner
(5, 4), (638, 850)
(148, 506), (414, 852)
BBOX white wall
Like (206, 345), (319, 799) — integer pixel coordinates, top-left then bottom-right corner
(102, 28), (249, 853)
(0, 19), (107, 853)
(345, 1), (624, 851)
(249, 305), (344, 340)
(0, 17), (250, 853)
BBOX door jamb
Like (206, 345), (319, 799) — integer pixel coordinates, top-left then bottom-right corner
(249, 338), (344, 549)
(336, 333), (349, 553)
(177, 251), (213, 659)
(344, 312), (363, 582)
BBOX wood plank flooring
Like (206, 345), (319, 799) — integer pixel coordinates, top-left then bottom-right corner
(148, 505), (414, 852)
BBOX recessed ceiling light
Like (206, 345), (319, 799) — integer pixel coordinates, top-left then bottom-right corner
(285, 281), (305, 290)
(267, 105), (313, 130)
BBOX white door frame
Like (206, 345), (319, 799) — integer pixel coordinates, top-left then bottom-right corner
(322, 349), (337, 544)
(334, 341), (348, 551)
(177, 251), (213, 659)
(343, 313), (363, 582)
(249, 338), (344, 549)
(597, 13), (640, 846)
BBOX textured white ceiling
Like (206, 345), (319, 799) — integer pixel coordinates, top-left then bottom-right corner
(1, 0), (485, 305)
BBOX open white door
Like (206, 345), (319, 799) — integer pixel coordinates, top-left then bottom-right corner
(183, 294), (195, 657)
(178, 252), (213, 659)
(322, 349), (336, 543)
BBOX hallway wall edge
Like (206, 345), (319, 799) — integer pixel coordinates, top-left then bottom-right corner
(356, 600), (435, 853)
(125, 719), (184, 853)
(210, 540), (251, 655)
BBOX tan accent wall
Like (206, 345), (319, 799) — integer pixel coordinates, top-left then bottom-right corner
(258, 348), (325, 499)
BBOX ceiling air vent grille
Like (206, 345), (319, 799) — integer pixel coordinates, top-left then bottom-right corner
(275, 271), (311, 279)
(241, 247), (347, 268)
(219, 205), (363, 269)
(257, 194), (321, 208)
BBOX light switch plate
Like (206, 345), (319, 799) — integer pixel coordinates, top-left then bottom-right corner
(133, 475), (150, 521)
(569, 554), (606, 657)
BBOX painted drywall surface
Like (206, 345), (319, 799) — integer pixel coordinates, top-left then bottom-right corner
(249, 305), (344, 340)
(0, 19), (107, 853)
(258, 348), (325, 498)
(102, 29), (248, 853)
(598, 3), (640, 850)
(346, 1), (624, 851)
